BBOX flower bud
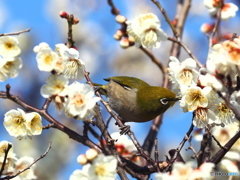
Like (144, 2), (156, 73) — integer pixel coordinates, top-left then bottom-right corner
(120, 38), (130, 49)
(86, 148), (98, 161)
(59, 11), (69, 18)
(200, 23), (214, 33)
(115, 15), (127, 24)
(77, 154), (88, 165)
(73, 18), (79, 25)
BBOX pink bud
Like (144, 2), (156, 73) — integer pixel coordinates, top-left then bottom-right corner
(120, 38), (130, 49)
(59, 11), (69, 18)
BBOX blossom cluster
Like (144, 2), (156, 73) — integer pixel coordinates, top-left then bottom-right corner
(155, 161), (215, 180)
(0, 141), (37, 180)
(34, 42), (85, 79)
(4, 108), (42, 139)
(204, 0), (238, 20)
(70, 148), (117, 180)
(0, 36), (22, 81)
(35, 43), (100, 120)
(126, 13), (168, 49)
(168, 36), (240, 128)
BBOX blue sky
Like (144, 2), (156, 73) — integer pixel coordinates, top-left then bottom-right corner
(0, 0), (240, 179)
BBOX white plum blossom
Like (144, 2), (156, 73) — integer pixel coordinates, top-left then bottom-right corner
(0, 36), (21, 57)
(193, 107), (216, 128)
(36, 48), (59, 72)
(14, 156), (37, 180)
(168, 56), (199, 87)
(111, 132), (136, 153)
(171, 162), (194, 179)
(188, 162), (215, 180)
(126, 13), (167, 49)
(88, 154), (117, 180)
(211, 99), (236, 126)
(204, 0), (238, 20)
(180, 86), (212, 112)
(212, 121), (240, 151)
(64, 82), (100, 120)
(70, 154), (117, 180)
(220, 158), (240, 175)
(33, 42), (50, 53)
(56, 43), (85, 79)
(0, 141), (17, 173)
(24, 112), (42, 136)
(206, 43), (236, 78)
(155, 162), (214, 180)
(0, 56), (22, 81)
(69, 166), (90, 180)
(221, 3), (239, 20)
(198, 73), (223, 91)
(40, 74), (69, 98)
(4, 108), (42, 138)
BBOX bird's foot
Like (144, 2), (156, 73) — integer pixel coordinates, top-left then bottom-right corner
(120, 125), (130, 135)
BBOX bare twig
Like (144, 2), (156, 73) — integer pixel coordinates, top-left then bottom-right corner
(139, 46), (166, 79)
(107, 0), (120, 15)
(208, 0), (223, 49)
(0, 143), (12, 177)
(0, 28), (31, 37)
(170, 122), (194, 164)
(210, 129), (240, 164)
(0, 143), (51, 180)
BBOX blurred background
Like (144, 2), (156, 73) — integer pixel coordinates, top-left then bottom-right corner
(0, 0), (239, 179)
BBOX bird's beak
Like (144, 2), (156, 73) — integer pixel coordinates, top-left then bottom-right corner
(167, 97), (181, 102)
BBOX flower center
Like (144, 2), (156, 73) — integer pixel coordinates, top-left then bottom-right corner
(195, 108), (208, 122)
(179, 69), (193, 85)
(73, 94), (85, 107)
(217, 103), (234, 120)
(44, 55), (53, 64)
(95, 164), (107, 176)
(64, 60), (80, 79)
(4, 42), (14, 50)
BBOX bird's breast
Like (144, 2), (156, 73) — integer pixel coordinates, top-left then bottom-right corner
(106, 80), (141, 122)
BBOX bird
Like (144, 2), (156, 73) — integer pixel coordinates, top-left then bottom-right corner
(95, 76), (179, 126)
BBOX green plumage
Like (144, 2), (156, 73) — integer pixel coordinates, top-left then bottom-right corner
(95, 76), (178, 123)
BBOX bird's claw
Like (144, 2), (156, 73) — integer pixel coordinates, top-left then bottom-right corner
(120, 125), (130, 135)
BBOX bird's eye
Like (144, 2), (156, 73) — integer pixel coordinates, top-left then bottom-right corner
(160, 98), (168, 105)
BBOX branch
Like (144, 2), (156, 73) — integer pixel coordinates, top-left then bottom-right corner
(0, 85), (102, 152)
(139, 46), (166, 79)
(210, 128), (240, 164)
(0, 143), (51, 180)
(169, 122), (194, 165)
(0, 28), (31, 37)
(0, 143), (12, 177)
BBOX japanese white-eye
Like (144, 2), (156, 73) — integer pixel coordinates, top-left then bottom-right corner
(96, 76), (179, 123)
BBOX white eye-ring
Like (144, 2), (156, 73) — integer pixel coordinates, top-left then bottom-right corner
(160, 98), (168, 105)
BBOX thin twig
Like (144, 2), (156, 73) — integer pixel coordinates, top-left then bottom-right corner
(0, 28), (31, 37)
(208, 0), (223, 49)
(210, 129), (240, 164)
(0, 143), (52, 180)
(139, 46), (166, 78)
(170, 122), (194, 164)
(0, 143), (12, 177)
